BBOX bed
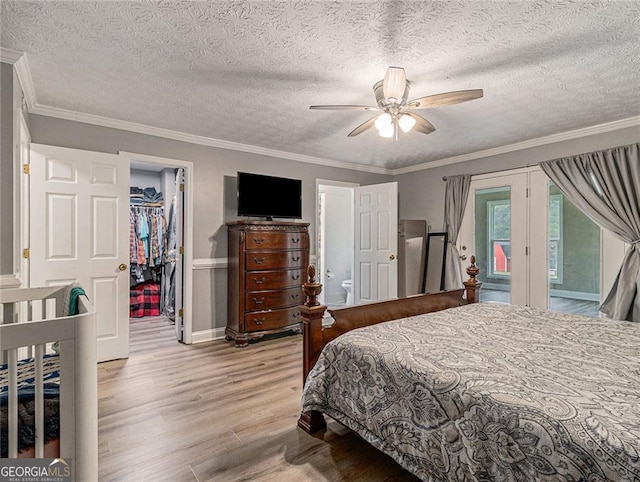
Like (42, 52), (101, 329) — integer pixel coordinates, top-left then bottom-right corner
(298, 260), (640, 481)
(0, 285), (97, 481)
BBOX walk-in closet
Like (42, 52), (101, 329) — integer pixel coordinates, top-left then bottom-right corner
(129, 167), (181, 326)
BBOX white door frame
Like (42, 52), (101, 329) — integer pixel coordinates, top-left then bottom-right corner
(16, 109), (30, 289)
(120, 152), (194, 344)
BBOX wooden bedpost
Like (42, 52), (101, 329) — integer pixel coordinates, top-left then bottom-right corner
(298, 265), (328, 434)
(463, 255), (482, 304)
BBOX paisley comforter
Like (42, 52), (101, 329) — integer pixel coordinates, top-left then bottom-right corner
(301, 303), (640, 481)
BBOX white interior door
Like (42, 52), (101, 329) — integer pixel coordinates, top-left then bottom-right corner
(29, 144), (130, 362)
(354, 182), (398, 304)
(174, 168), (184, 341)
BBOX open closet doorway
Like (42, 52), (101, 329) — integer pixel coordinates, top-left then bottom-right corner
(123, 152), (194, 345)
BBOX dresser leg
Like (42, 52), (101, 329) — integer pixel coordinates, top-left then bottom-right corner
(234, 336), (249, 348)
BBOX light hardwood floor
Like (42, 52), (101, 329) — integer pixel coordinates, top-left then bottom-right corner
(98, 317), (420, 481)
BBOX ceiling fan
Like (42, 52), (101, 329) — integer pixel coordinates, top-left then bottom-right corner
(310, 66), (483, 140)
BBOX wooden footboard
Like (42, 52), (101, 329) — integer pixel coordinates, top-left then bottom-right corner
(298, 257), (482, 433)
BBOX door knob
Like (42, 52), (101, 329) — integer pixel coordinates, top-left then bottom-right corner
(118, 263), (128, 271)
(461, 245), (467, 251)
(389, 254), (396, 260)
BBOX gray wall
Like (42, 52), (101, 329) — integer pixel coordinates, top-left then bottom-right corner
(0, 62), (14, 276)
(27, 114), (390, 333)
(3, 69), (638, 333)
(396, 126), (640, 232)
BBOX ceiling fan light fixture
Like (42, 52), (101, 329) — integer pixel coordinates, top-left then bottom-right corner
(374, 113), (392, 131)
(378, 124), (394, 138)
(398, 114), (416, 133)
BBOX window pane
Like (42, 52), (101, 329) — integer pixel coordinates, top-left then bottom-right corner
(548, 184), (600, 316)
(475, 186), (511, 304)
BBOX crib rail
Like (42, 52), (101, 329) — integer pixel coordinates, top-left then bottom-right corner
(0, 285), (97, 482)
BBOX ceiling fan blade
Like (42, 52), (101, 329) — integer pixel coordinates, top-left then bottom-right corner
(407, 89), (483, 109)
(347, 117), (377, 137)
(404, 112), (436, 134)
(310, 105), (379, 111)
(383, 67), (407, 102)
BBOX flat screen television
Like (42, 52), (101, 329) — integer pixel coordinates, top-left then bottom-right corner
(237, 172), (302, 220)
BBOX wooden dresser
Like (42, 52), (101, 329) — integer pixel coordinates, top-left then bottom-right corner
(226, 221), (310, 347)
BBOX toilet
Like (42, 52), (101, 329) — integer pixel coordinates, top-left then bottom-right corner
(341, 279), (353, 305)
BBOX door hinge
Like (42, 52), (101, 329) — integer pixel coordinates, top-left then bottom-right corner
(526, 188), (529, 198)
(525, 246), (529, 256)
(178, 308), (184, 318)
(179, 246), (184, 255)
(23, 164), (30, 175)
(22, 248), (30, 259)
(180, 183), (184, 192)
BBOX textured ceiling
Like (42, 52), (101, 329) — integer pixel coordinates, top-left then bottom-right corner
(1, 1), (639, 170)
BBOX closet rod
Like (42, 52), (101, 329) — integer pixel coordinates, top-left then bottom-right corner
(441, 163), (539, 181)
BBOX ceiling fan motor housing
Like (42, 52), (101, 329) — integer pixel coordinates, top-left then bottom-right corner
(374, 79), (410, 109)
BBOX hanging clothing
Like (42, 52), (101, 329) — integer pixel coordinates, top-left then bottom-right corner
(129, 206), (166, 268)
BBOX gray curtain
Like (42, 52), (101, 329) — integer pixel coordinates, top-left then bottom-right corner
(539, 143), (640, 322)
(443, 174), (471, 290)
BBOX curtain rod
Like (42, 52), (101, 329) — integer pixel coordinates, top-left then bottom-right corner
(441, 163), (540, 181)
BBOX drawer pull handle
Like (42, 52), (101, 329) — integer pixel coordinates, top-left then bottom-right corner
(252, 297), (265, 305)
(291, 274), (300, 281)
(253, 276), (267, 285)
(292, 256), (300, 262)
(252, 238), (265, 244)
(292, 312), (300, 319)
(292, 238), (300, 243)
(254, 318), (266, 325)
(253, 257), (266, 264)
(291, 293), (299, 300)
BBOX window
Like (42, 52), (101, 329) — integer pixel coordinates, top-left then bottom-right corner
(548, 194), (563, 283)
(487, 199), (511, 278)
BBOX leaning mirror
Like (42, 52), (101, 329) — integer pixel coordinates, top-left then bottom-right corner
(423, 232), (448, 293)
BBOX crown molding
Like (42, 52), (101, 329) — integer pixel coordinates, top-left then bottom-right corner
(5, 49), (389, 174)
(0, 47), (23, 63)
(391, 116), (640, 175)
(29, 103), (392, 175)
(7, 49), (637, 176)
(1, 49), (37, 111)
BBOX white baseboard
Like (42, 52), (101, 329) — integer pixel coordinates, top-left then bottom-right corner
(0, 274), (21, 289)
(191, 327), (226, 343)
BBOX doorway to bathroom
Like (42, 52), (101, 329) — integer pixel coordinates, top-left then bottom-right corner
(317, 180), (356, 308)
(316, 179), (399, 307)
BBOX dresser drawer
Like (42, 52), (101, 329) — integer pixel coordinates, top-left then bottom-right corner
(245, 287), (303, 312)
(245, 251), (306, 270)
(245, 268), (305, 290)
(244, 306), (302, 332)
(245, 231), (308, 250)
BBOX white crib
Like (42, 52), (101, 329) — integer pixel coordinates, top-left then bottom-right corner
(0, 285), (97, 481)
